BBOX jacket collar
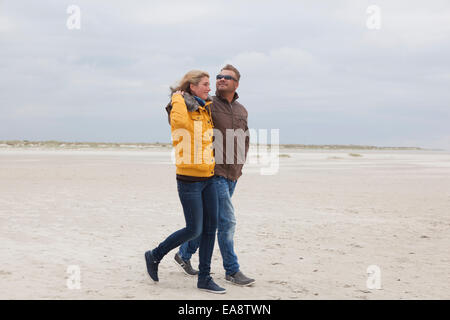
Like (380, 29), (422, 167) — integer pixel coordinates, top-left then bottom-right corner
(215, 91), (239, 104)
(183, 92), (212, 112)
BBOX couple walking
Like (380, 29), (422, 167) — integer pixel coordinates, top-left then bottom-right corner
(144, 65), (254, 294)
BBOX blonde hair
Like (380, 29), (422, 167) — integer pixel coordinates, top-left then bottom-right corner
(170, 70), (210, 94)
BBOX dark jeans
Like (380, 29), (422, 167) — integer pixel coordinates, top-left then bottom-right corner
(179, 175), (240, 276)
(151, 179), (218, 279)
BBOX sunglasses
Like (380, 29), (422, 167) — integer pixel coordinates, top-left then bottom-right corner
(216, 74), (237, 81)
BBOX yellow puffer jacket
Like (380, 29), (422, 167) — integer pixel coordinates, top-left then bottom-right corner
(170, 93), (215, 177)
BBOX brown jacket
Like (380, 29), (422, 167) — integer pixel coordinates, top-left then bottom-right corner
(211, 92), (249, 181)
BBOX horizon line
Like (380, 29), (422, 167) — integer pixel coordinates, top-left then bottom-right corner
(0, 139), (443, 151)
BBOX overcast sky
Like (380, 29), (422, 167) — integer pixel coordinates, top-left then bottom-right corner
(1, 0), (449, 149)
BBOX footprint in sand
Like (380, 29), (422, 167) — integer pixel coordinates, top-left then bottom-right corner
(0, 270), (12, 276)
(268, 280), (288, 285)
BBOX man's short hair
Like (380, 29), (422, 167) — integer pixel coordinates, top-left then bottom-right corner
(221, 64), (241, 82)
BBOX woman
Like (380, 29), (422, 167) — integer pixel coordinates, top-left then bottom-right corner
(145, 70), (225, 294)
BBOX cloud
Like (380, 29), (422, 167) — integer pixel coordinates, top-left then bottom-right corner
(0, 0), (449, 149)
(225, 47), (328, 102)
(331, 0), (450, 49)
(131, 1), (220, 25)
(0, 16), (14, 33)
(228, 47), (323, 74)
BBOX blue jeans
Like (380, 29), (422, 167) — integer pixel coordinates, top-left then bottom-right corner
(152, 179), (218, 279)
(179, 175), (240, 276)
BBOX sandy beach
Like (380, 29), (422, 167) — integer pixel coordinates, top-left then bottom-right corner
(1, 147), (449, 299)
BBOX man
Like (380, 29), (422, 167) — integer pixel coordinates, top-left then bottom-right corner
(174, 64), (255, 286)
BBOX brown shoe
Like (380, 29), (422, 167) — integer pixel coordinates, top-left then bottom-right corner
(174, 253), (199, 276)
(225, 271), (255, 286)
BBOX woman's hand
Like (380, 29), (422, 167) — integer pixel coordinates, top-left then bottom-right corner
(173, 90), (184, 96)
